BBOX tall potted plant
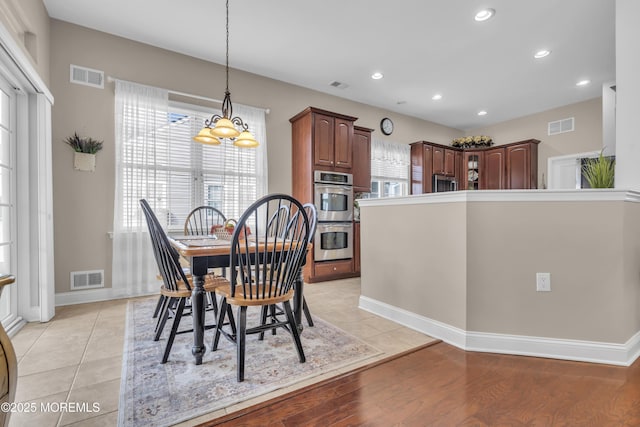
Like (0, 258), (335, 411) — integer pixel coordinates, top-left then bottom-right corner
(582, 150), (615, 188)
(64, 132), (103, 172)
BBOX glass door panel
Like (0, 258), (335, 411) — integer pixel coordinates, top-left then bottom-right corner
(0, 77), (16, 325)
(466, 154), (480, 190)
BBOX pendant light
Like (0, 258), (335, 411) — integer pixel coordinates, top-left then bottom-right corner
(192, 0), (259, 148)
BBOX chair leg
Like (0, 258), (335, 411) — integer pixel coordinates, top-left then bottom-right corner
(152, 295), (165, 319)
(283, 301), (305, 363)
(237, 305), (247, 382)
(162, 298), (186, 363)
(208, 291), (219, 318)
(154, 295), (170, 334)
(302, 298), (314, 327)
(227, 303), (237, 334)
(258, 305), (269, 341)
(270, 305), (278, 335)
(154, 297), (172, 341)
(212, 298), (228, 351)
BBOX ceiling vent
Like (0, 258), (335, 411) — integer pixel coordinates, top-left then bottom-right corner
(548, 117), (574, 136)
(70, 270), (104, 290)
(70, 64), (104, 89)
(329, 81), (349, 89)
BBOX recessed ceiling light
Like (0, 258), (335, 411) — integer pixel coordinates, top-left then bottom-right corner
(371, 72), (383, 80)
(475, 8), (495, 22)
(576, 79), (591, 87)
(478, 110), (488, 116)
(432, 94), (442, 101)
(534, 49), (551, 59)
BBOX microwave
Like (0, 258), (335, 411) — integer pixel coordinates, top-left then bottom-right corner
(433, 174), (458, 192)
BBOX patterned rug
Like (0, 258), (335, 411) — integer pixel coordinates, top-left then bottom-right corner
(118, 298), (382, 427)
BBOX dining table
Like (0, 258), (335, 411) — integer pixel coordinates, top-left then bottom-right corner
(168, 235), (309, 365)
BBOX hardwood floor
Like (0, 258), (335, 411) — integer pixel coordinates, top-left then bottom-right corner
(200, 342), (640, 426)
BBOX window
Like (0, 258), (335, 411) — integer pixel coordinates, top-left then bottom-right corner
(120, 100), (267, 229)
(113, 80), (268, 292)
(0, 76), (16, 325)
(369, 138), (410, 198)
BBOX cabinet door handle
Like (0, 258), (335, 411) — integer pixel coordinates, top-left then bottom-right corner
(333, 267), (337, 271)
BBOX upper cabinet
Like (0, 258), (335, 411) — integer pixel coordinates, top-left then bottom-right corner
(412, 139), (540, 193)
(432, 146), (457, 177)
(311, 111), (355, 171)
(410, 142), (433, 194)
(353, 126), (372, 192)
(484, 147), (506, 190)
(506, 140), (539, 189)
(463, 150), (483, 190)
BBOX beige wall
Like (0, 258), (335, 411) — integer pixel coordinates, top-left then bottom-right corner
(360, 201), (468, 329)
(360, 195), (640, 344)
(468, 98), (603, 189)
(0, 0), (50, 84)
(49, 20), (462, 293)
(466, 201), (631, 342)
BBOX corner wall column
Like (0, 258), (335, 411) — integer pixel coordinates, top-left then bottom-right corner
(614, 0), (640, 190)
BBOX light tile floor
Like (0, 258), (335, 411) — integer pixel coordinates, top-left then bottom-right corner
(8, 278), (436, 426)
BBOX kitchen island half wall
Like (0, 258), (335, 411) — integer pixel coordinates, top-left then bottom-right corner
(357, 190), (640, 366)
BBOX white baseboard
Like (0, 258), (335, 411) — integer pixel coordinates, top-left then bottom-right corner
(359, 295), (640, 366)
(55, 284), (158, 306)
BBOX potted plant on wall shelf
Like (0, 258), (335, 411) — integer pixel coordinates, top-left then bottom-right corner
(64, 132), (103, 172)
(582, 150), (615, 188)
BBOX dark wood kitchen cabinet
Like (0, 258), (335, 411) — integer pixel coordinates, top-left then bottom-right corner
(411, 139), (540, 193)
(291, 107), (364, 283)
(433, 146), (456, 177)
(410, 142), (433, 194)
(484, 147), (506, 189)
(353, 126), (372, 192)
(312, 112), (354, 170)
(463, 151), (483, 190)
(506, 140), (539, 189)
(353, 222), (361, 273)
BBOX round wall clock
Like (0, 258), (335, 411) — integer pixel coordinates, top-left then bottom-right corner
(380, 117), (394, 135)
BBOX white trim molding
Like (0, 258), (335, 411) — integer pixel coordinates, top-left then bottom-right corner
(359, 295), (640, 366)
(358, 189), (640, 207)
(55, 283), (158, 307)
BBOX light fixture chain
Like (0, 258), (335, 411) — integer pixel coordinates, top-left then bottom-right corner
(225, 0), (229, 93)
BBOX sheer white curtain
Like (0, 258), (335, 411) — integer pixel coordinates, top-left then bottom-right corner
(234, 103), (268, 199)
(112, 80), (169, 295)
(371, 138), (410, 181)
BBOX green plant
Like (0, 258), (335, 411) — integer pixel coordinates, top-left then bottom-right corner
(582, 150), (615, 188)
(64, 132), (103, 154)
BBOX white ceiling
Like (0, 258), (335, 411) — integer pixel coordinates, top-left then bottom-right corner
(42, 0), (615, 131)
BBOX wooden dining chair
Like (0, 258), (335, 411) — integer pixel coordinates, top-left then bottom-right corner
(184, 206), (227, 235)
(183, 204), (229, 283)
(259, 202), (317, 338)
(152, 205), (228, 320)
(140, 199), (232, 363)
(212, 194), (311, 382)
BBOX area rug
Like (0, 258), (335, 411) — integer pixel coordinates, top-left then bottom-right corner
(118, 298), (382, 427)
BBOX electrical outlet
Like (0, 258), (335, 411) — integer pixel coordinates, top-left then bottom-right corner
(536, 272), (551, 292)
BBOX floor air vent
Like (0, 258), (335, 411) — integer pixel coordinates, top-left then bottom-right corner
(70, 64), (104, 89)
(70, 270), (105, 290)
(548, 117), (574, 136)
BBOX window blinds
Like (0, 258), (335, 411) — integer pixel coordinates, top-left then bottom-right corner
(119, 100), (266, 229)
(370, 138), (410, 181)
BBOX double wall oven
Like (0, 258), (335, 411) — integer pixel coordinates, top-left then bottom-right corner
(313, 171), (353, 262)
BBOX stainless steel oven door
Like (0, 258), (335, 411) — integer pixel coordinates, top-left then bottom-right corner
(314, 222), (353, 261)
(314, 184), (353, 222)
